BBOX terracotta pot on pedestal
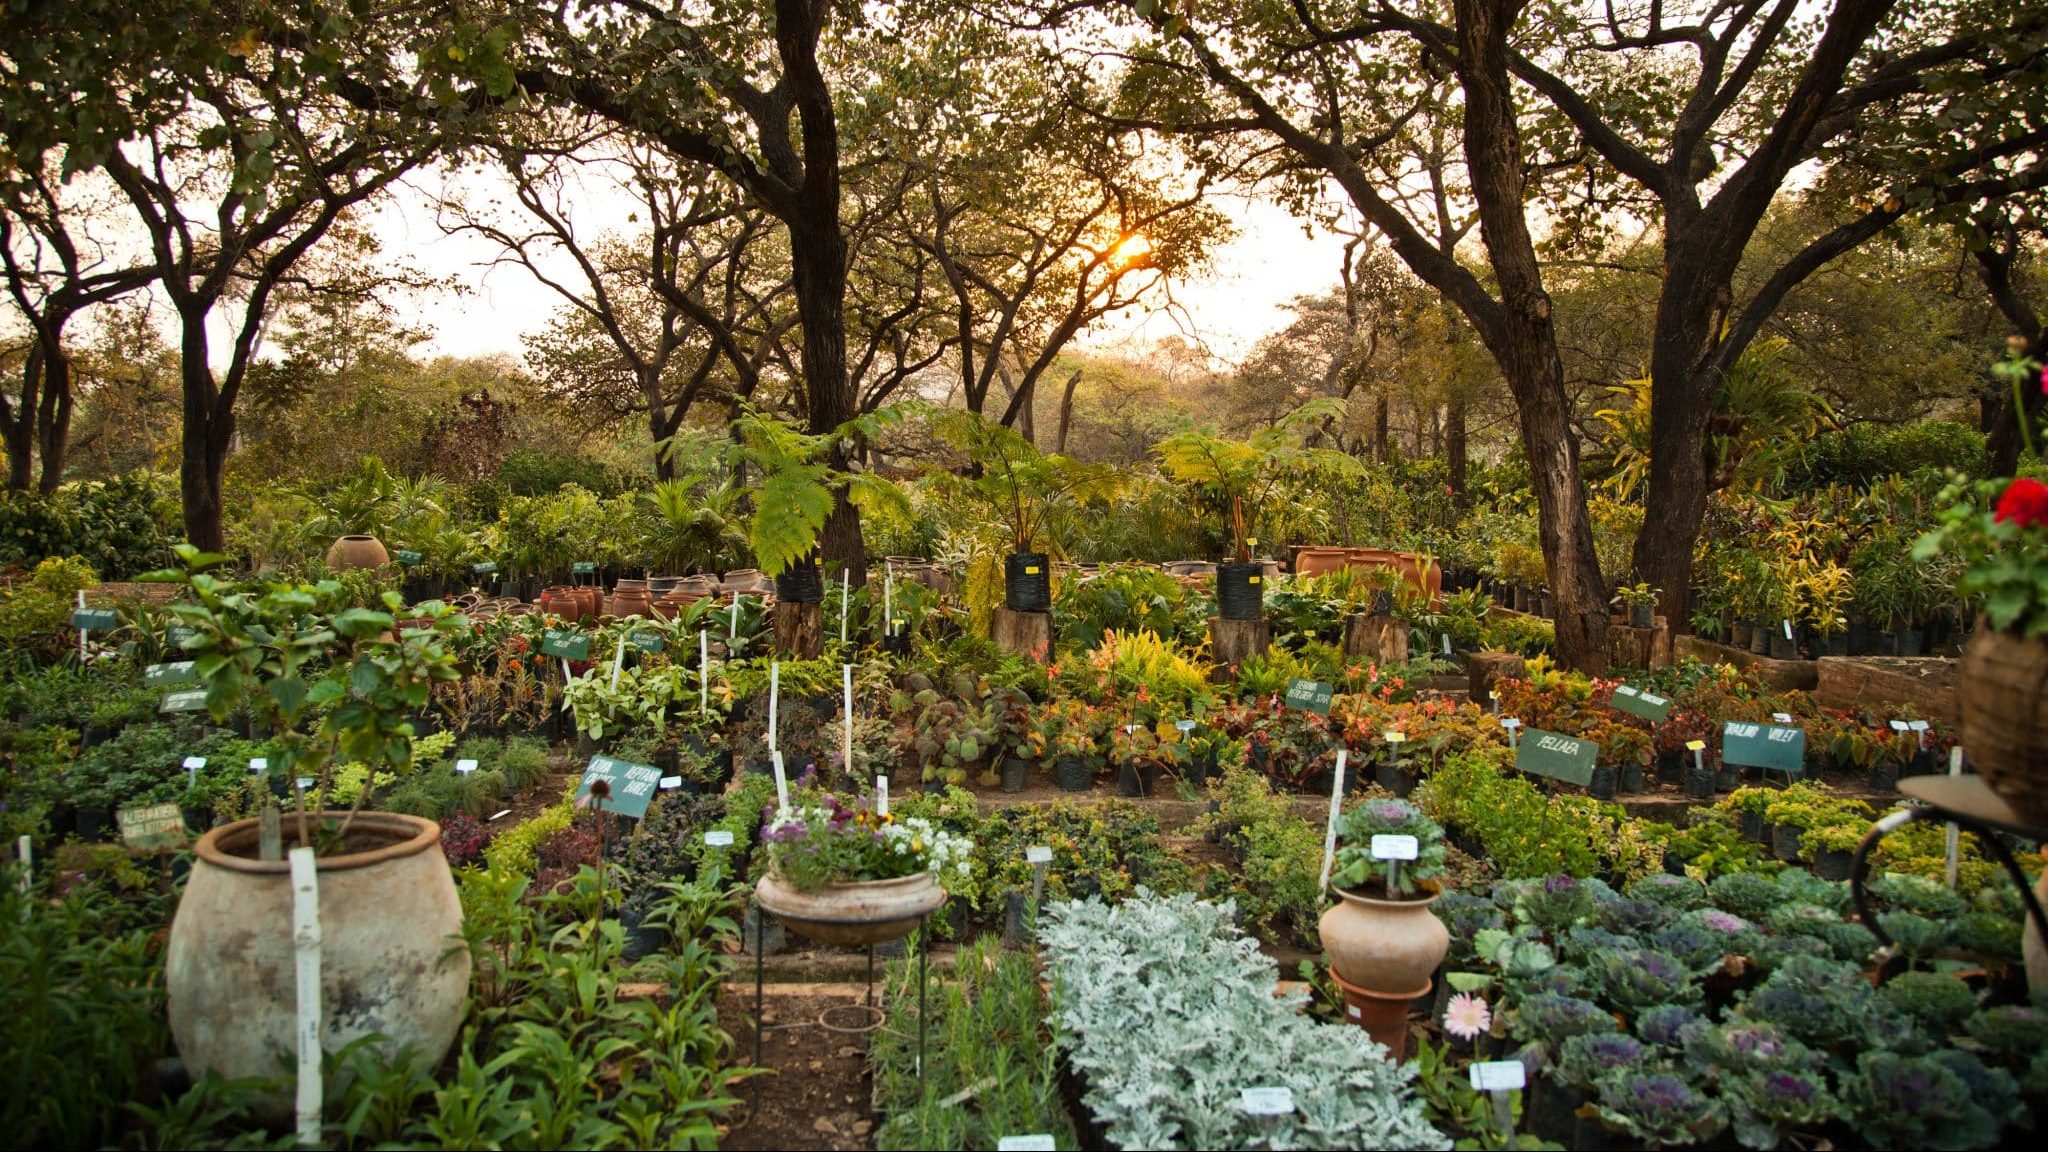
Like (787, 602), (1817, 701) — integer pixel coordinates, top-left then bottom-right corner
(1318, 883), (1449, 1062)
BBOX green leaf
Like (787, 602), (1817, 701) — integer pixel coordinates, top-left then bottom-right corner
(333, 608), (394, 639)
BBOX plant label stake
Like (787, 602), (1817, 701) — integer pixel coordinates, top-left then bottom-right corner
(659, 775), (682, 791)
(1772, 711), (1794, 724)
(1947, 744), (1965, 889)
(771, 750), (789, 811)
(840, 569), (849, 644)
(15, 835), (30, 907)
(704, 829), (735, 848)
(768, 661), (779, 753)
(1372, 833), (1419, 895)
(877, 775), (889, 817)
(730, 595), (739, 639)
(1783, 618), (1795, 641)
(1026, 844), (1052, 929)
(884, 565), (894, 638)
(1469, 1060), (1525, 1140)
(1318, 749), (1349, 893)
(1442, 633), (1452, 655)
(455, 759), (477, 776)
(289, 845), (323, 1148)
(699, 630), (710, 713)
(1500, 716), (1520, 750)
(842, 663), (855, 777)
(610, 632), (628, 689)
(1490, 689), (1499, 716)
(1687, 739), (1707, 779)
(1240, 1085), (1294, 1117)
(76, 590), (86, 662)
(250, 757), (267, 774)
(184, 755), (206, 791)
(997, 1136), (1056, 1151)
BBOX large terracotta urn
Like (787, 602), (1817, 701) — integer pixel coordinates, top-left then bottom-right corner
(1958, 621), (2048, 824)
(166, 812), (470, 1098)
(1294, 547), (1351, 577)
(1318, 883), (1450, 993)
(325, 534), (390, 571)
(610, 579), (653, 618)
(754, 871), (945, 946)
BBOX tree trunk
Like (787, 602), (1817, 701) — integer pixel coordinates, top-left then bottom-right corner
(1445, 392), (1468, 504)
(1630, 250), (1723, 632)
(2, 361), (33, 492)
(177, 317), (230, 552)
(1372, 391), (1390, 461)
(35, 351), (72, 493)
(1055, 368), (1081, 454)
(1454, 0), (1609, 673)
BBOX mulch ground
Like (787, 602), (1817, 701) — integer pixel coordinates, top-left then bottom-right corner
(719, 985), (879, 1152)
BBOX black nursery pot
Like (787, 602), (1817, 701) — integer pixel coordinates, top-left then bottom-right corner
(1216, 562), (1265, 621)
(1619, 763), (1646, 794)
(1004, 552), (1052, 613)
(1685, 767), (1717, 801)
(1115, 760), (1150, 798)
(1001, 755), (1031, 794)
(773, 561), (824, 605)
(1628, 602), (1655, 629)
(1055, 755), (1094, 792)
(1588, 764), (1617, 800)
(1374, 762), (1417, 798)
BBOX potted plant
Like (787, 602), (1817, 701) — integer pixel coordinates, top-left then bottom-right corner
(1723, 786), (1773, 843)
(1918, 471), (2048, 809)
(989, 686), (1037, 794)
(1318, 797), (1450, 1058)
(1612, 582), (1659, 629)
(1801, 821), (1866, 881)
(1155, 398), (1359, 622)
(752, 789), (971, 945)
(928, 410), (1118, 614)
(728, 407), (908, 609)
(145, 547), (472, 1093)
(1024, 699), (1103, 792)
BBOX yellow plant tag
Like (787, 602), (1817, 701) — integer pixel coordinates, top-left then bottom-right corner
(1024, 566), (1039, 575)
(1686, 739), (1707, 751)
(1249, 575), (1261, 584)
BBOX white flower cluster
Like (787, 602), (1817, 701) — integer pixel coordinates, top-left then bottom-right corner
(882, 816), (974, 878)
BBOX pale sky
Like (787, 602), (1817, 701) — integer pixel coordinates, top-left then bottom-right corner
(367, 171), (1350, 372)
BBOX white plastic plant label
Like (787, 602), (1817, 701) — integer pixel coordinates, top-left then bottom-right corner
(1772, 712), (1794, 724)
(1371, 834), (1420, 861)
(1384, 730), (1406, 744)
(249, 757), (267, 773)
(1240, 1086), (1295, 1116)
(295, 777), (314, 792)
(1469, 1061), (1527, 1092)
(996, 1138), (1056, 1152)
(1175, 719), (1197, 732)
(1908, 720), (1930, 732)
(489, 809), (512, 821)
(704, 830), (735, 847)
(1889, 719), (1911, 731)
(771, 750), (788, 810)
(1500, 717), (1522, 730)
(1783, 619), (1795, 640)
(659, 776), (683, 790)
(1026, 845), (1053, 865)
(876, 775), (889, 817)
(184, 756), (207, 771)
(455, 759), (478, 775)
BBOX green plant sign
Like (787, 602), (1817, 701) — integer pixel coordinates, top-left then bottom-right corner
(572, 561), (596, 575)
(159, 689), (209, 713)
(143, 661), (196, 686)
(1515, 727), (1600, 787)
(575, 756), (660, 819)
(471, 561), (498, 575)
(541, 629), (591, 661)
(1609, 684), (1672, 723)
(1283, 677), (1333, 715)
(166, 625), (199, 647)
(70, 607), (118, 630)
(1721, 721), (1805, 773)
(116, 802), (188, 850)
(628, 630), (665, 654)
(395, 549), (423, 566)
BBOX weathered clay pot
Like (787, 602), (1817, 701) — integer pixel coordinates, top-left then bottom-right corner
(609, 579), (654, 618)
(754, 870), (945, 946)
(1959, 621), (2048, 824)
(1328, 965), (1429, 1061)
(1294, 547), (1351, 577)
(166, 811), (469, 1102)
(539, 586), (580, 622)
(325, 534), (390, 571)
(1319, 883), (1449, 993)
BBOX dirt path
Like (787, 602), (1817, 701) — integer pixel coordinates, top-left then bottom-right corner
(719, 985), (878, 1151)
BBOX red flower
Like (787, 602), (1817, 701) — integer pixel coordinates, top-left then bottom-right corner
(1995, 478), (2048, 528)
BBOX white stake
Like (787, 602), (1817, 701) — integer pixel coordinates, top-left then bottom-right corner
(699, 629), (709, 713)
(610, 632), (628, 689)
(730, 595), (740, 639)
(16, 835), (30, 904)
(840, 569), (849, 644)
(877, 775), (890, 817)
(289, 846), (323, 1147)
(884, 566), (894, 637)
(771, 750), (789, 811)
(768, 661), (779, 753)
(1318, 750), (1349, 893)
(76, 590), (87, 661)
(1946, 745), (1964, 889)
(842, 663), (855, 776)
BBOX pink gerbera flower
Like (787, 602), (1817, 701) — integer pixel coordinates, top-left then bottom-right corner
(1443, 992), (1492, 1041)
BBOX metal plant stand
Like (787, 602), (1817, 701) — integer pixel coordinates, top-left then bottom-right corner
(1850, 775), (2048, 955)
(747, 907), (929, 1112)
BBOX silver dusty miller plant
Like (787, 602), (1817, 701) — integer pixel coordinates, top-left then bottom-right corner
(1039, 889), (1447, 1151)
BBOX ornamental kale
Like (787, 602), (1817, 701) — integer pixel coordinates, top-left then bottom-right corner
(1600, 896), (1673, 936)
(1874, 911), (1952, 965)
(1626, 872), (1710, 912)
(1592, 1071), (1727, 1146)
(1842, 1051), (2006, 1151)
(1965, 1003), (2048, 1060)
(1330, 798), (1446, 897)
(1738, 955), (1885, 1049)
(1434, 891), (1504, 966)
(1709, 872), (1787, 921)
(1724, 1068), (1837, 1151)
(1555, 1032), (1648, 1091)
(1636, 1004), (1708, 1050)
(1510, 993), (1617, 1045)
(1512, 874), (1611, 934)
(1577, 946), (1700, 1013)
(1771, 868), (1849, 914)
(1879, 971), (1979, 1031)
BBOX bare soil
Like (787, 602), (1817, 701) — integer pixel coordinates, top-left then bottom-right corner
(719, 985), (878, 1152)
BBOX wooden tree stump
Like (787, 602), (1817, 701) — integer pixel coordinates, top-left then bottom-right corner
(772, 600), (824, 659)
(1210, 615), (1271, 671)
(1467, 651), (1527, 705)
(993, 608), (1053, 663)
(1343, 614), (1409, 665)
(1607, 617), (1673, 670)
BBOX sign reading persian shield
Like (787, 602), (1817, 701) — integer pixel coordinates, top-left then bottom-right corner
(541, 628), (591, 661)
(575, 756), (660, 819)
(627, 630), (665, 654)
(1283, 677), (1334, 715)
(117, 803), (188, 850)
(1610, 684), (1672, 723)
(1720, 721), (1805, 773)
(1515, 728), (1599, 787)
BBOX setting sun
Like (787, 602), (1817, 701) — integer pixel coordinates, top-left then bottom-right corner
(1109, 232), (1154, 267)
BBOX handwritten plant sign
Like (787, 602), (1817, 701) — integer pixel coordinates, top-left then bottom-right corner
(541, 628), (591, 661)
(1721, 721), (1805, 774)
(575, 756), (660, 819)
(627, 630), (666, 654)
(1283, 677), (1334, 716)
(71, 607), (119, 630)
(1515, 728), (1600, 787)
(395, 550), (423, 567)
(1609, 684), (1672, 723)
(160, 688), (209, 714)
(117, 803), (188, 850)
(143, 661), (197, 687)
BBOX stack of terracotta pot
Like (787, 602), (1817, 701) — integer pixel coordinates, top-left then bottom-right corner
(537, 585), (602, 622)
(652, 576), (720, 620)
(606, 578), (654, 618)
